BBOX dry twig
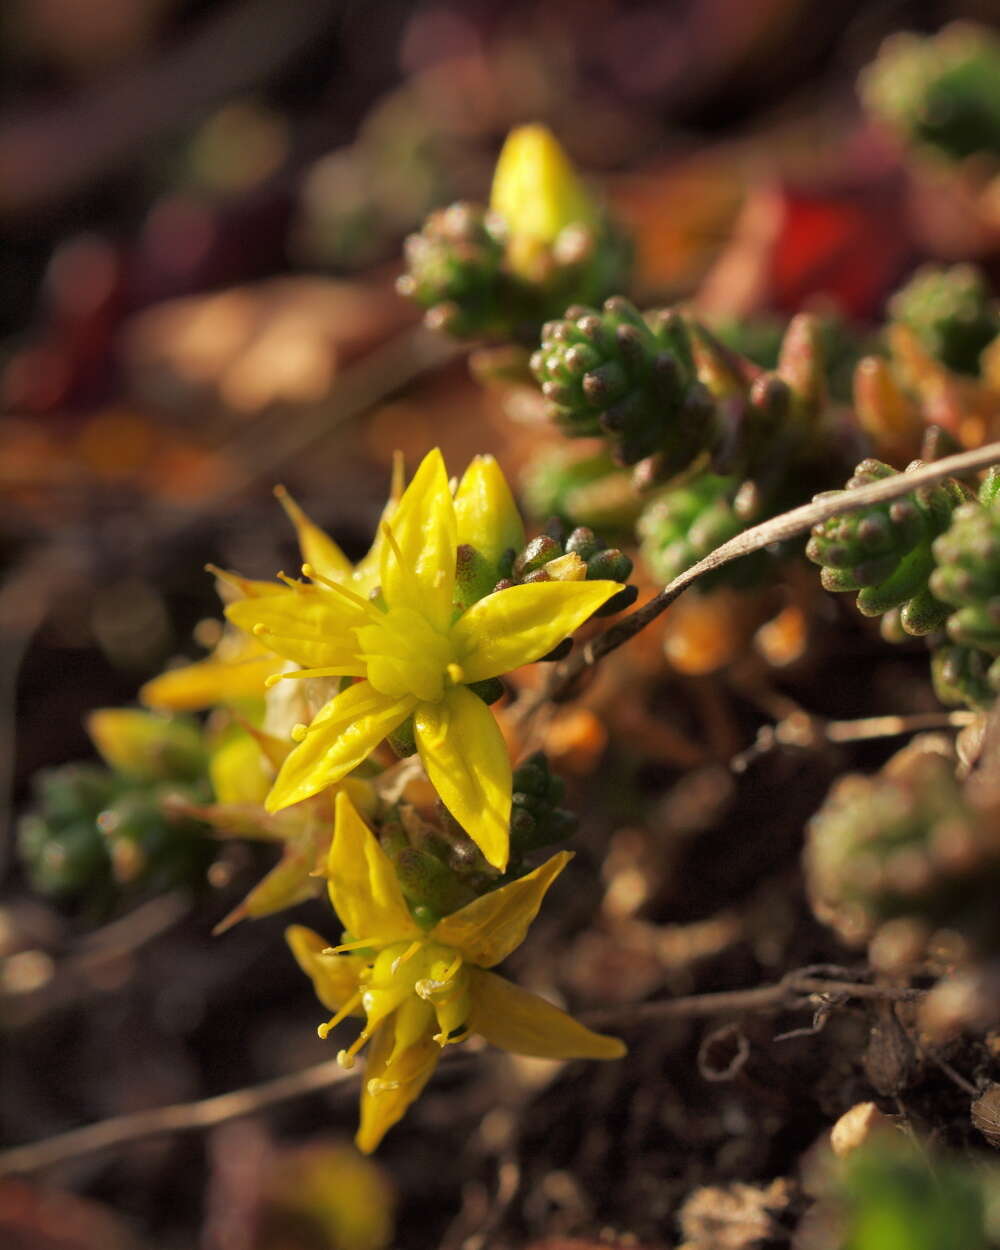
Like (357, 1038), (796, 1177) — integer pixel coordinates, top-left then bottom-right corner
(0, 968), (922, 1176)
(730, 709), (977, 772)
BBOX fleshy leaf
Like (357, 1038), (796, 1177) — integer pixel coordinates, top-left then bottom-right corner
(468, 969), (626, 1059)
(327, 791), (419, 943)
(453, 580), (621, 682)
(414, 686), (511, 871)
(356, 1018), (441, 1154)
(275, 485), (354, 581)
(286, 925), (365, 1014)
(379, 448), (456, 630)
(266, 683), (416, 812)
(433, 851), (571, 966)
(226, 589), (367, 671)
(454, 455), (525, 570)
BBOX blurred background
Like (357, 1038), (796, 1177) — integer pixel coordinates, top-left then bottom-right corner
(2, 2), (1000, 1248)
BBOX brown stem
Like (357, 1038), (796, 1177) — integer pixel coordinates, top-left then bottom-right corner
(0, 967), (921, 1176)
(527, 440), (1000, 713)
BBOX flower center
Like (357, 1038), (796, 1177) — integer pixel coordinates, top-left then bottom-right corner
(329, 938), (471, 1071)
(355, 605), (457, 703)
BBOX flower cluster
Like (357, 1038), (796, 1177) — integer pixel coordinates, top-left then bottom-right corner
(124, 443), (628, 1144)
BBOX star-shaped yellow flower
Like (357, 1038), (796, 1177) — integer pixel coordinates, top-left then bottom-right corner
(227, 449), (621, 870)
(288, 791), (625, 1153)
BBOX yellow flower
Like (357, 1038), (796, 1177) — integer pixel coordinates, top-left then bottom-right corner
(288, 792), (625, 1153)
(490, 124), (597, 246)
(227, 448), (620, 871)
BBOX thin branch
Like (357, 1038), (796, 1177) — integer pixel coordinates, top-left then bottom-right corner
(0, 893), (191, 1030)
(529, 440), (1000, 712)
(0, 1055), (360, 1176)
(0, 966), (920, 1175)
(583, 968), (926, 1030)
(730, 709), (977, 772)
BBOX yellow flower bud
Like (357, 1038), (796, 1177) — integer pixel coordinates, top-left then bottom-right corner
(489, 124), (596, 246)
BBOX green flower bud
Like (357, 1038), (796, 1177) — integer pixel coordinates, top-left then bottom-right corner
(18, 761), (213, 901)
(509, 752), (578, 855)
(888, 264), (999, 376)
(805, 747), (1000, 957)
(860, 23), (1000, 162)
(806, 459), (966, 634)
(392, 846), (476, 918)
(396, 202), (508, 339)
(931, 498), (1000, 654)
(638, 474), (769, 591)
(930, 643), (994, 710)
(531, 298), (704, 467)
(521, 448), (641, 535)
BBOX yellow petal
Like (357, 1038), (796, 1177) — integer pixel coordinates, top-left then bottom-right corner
(140, 654), (280, 710)
(454, 455), (525, 569)
(286, 925), (365, 1014)
(266, 683), (416, 811)
(208, 729), (272, 804)
(274, 485), (354, 581)
(379, 447), (456, 629)
(489, 124), (596, 244)
(356, 1019), (441, 1153)
(432, 851), (571, 967)
(208, 565), (282, 601)
(467, 969), (626, 1060)
(413, 687), (511, 871)
(452, 580), (621, 682)
(217, 846), (323, 932)
(226, 589), (367, 671)
(327, 790), (419, 942)
(352, 451), (405, 595)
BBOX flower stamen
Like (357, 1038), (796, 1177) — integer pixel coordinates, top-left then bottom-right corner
(337, 1028), (372, 1069)
(301, 563), (380, 616)
(317, 990), (364, 1040)
(380, 523), (428, 603)
(390, 939), (425, 974)
(265, 667), (360, 688)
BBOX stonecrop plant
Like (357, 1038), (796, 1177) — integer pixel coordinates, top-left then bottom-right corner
(16, 56), (1000, 1218)
(123, 437), (629, 1146)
